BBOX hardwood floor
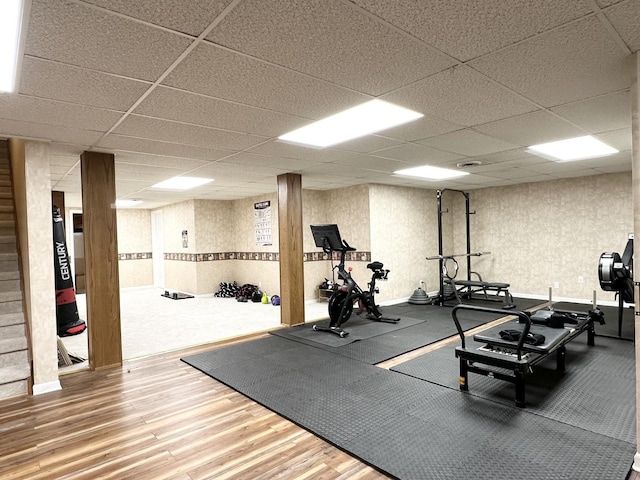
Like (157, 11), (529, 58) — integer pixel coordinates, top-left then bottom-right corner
(0, 336), (389, 480)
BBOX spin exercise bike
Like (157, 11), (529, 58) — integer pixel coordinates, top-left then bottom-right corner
(311, 224), (400, 337)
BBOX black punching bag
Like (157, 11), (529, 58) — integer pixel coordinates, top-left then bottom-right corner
(53, 206), (86, 337)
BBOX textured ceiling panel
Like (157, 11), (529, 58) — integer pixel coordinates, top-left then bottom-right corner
(219, 152), (324, 171)
(81, 0), (235, 36)
(469, 16), (631, 107)
(20, 57), (151, 111)
(382, 67), (539, 127)
(192, 161), (287, 178)
(0, 95), (122, 131)
(332, 135), (404, 154)
(351, 0), (592, 61)
(473, 110), (587, 146)
(134, 87), (304, 137)
(114, 152), (211, 170)
(0, 119), (103, 146)
(417, 129), (519, 157)
(372, 143), (464, 165)
(379, 116), (464, 142)
(246, 140), (356, 163)
(596, 128), (632, 151)
(603, 1), (640, 51)
(337, 154), (412, 173)
(207, 0), (456, 95)
(25, 0), (192, 81)
(96, 134), (234, 162)
(550, 91), (630, 133)
(164, 43), (371, 118)
(114, 115), (267, 151)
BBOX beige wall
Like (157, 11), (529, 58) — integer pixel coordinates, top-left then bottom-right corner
(466, 173), (632, 302)
(117, 209), (153, 288)
(369, 184), (439, 302)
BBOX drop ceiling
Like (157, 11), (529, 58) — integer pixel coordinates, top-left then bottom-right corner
(0, 0), (636, 209)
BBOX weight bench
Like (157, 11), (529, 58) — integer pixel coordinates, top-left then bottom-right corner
(452, 304), (600, 407)
(445, 272), (515, 308)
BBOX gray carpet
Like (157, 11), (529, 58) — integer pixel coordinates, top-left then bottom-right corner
(182, 334), (635, 480)
(271, 298), (544, 364)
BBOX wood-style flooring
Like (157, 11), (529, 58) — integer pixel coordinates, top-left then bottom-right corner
(0, 335), (389, 480)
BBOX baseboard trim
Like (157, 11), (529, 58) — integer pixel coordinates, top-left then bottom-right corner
(33, 380), (62, 395)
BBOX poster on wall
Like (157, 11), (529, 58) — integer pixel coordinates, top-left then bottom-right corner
(254, 201), (272, 246)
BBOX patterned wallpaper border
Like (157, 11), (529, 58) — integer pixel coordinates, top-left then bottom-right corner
(162, 251), (372, 262)
(119, 252), (152, 260)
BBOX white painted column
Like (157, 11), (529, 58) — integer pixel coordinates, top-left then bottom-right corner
(9, 139), (60, 394)
(631, 53), (640, 471)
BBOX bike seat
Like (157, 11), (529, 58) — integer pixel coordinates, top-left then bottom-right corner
(367, 261), (383, 271)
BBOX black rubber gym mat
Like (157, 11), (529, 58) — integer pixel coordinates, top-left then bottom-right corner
(391, 334), (636, 444)
(182, 335), (635, 480)
(553, 301), (634, 340)
(272, 300), (542, 364)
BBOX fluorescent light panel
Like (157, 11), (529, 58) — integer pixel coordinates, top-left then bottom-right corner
(151, 176), (213, 190)
(0, 0), (24, 93)
(115, 199), (142, 208)
(527, 135), (618, 162)
(394, 165), (469, 180)
(278, 99), (423, 148)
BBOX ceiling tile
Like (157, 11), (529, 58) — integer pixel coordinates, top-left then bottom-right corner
(351, 0), (592, 61)
(337, 154), (410, 173)
(603, 1), (640, 52)
(207, 0), (456, 95)
(333, 135), (405, 154)
(550, 91), (630, 133)
(0, 119), (103, 146)
(164, 42), (371, 118)
(417, 129), (519, 156)
(26, 0), (192, 81)
(191, 161), (287, 178)
(382, 66), (539, 127)
(81, 0), (235, 36)
(96, 134), (234, 161)
(19, 57), (151, 112)
(469, 16), (631, 107)
(379, 115), (464, 142)
(0, 95), (122, 132)
(114, 151), (211, 170)
(134, 86), (304, 137)
(219, 152), (323, 171)
(373, 143), (464, 165)
(114, 115), (267, 151)
(596, 128), (632, 151)
(246, 140), (356, 163)
(474, 110), (586, 146)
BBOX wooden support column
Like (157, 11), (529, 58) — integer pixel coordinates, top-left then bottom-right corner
(80, 152), (122, 369)
(277, 173), (305, 326)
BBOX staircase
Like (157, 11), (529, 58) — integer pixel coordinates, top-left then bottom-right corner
(0, 140), (30, 400)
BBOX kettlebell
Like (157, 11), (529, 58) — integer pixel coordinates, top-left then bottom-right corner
(261, 291), (269, 304)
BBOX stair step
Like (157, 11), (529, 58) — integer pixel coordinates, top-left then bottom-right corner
(0, 260), (19, 274)
(0, 290), (23, 303)
(0, 324), (25, 340)
(0, 213), (14, 222)
(0, 241), (16, 254)
(0, 379), (28, 400)
(0, 363), (31, 385)
(0, 312), (25, 327)
(0, 336), (27, 355)
(0, 271), (20, 282)
(0, 220), (15, 230)
(0, 349), (28, 369)
(0, 301), (23, 316)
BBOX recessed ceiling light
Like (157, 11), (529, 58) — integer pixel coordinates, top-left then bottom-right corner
(115, 199), (142, 208)
(151, 176), (213, 190)
(526, 135), (618, 162)
(0, 0), (25, 93)
(394, 166), (470, 180)
(278, 99), (423, 148)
